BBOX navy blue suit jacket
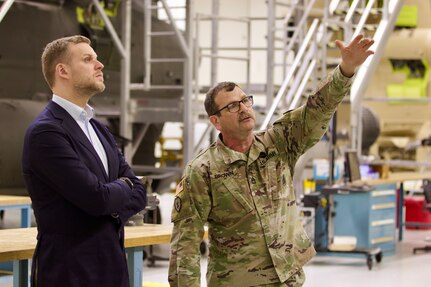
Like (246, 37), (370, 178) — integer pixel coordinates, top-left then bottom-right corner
(22, 101), (147, 287)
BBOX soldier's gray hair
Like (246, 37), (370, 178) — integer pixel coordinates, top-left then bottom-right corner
(204, 81), (240, 116)
(41, 35), (91, 90)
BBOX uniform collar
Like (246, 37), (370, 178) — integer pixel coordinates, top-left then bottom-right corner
(216, 133), (266, 165)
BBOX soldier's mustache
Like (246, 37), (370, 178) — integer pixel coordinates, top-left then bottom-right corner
(239, 112), (253, 121)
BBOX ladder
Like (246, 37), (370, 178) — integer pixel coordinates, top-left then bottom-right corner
(192, 0), (253, 154)
(132, 0), (194, 167)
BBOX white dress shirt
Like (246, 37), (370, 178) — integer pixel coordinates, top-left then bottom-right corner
(52, 94), (109, 176)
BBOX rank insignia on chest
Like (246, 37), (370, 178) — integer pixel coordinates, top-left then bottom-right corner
(175, 178), (184, 195)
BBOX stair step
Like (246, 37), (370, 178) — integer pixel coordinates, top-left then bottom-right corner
(150, 31), (176, 37)
(328, 24), (343, 32)
(129, 83), (184, 91)
(149, 5), (186, 10)
(149, 58), (186, 63)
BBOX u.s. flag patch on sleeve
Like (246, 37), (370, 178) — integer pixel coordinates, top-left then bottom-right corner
(175, 178), (184, 195)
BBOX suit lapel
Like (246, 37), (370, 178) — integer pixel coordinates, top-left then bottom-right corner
(48, 101), (109, 181)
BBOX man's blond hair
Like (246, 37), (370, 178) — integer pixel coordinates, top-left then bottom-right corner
(41, 35), (91, 89)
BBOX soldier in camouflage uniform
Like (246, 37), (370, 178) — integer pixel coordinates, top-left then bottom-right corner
(169, 35), (375, 286)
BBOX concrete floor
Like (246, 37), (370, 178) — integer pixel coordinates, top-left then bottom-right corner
(1, 193), (430, 287)
(117, 227), (430, 287)
(134, 228), (431, 287)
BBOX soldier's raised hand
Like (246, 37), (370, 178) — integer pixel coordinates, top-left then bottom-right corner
(336, 34), (375, 77)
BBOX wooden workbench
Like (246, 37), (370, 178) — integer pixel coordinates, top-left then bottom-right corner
(361, 172), (431, 185)
(0, 196), (32, 206)
(0, 224), (173, 287)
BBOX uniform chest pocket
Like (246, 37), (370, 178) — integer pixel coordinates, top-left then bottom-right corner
(210, 179), (254, 228)
(266, 160), (289, 200)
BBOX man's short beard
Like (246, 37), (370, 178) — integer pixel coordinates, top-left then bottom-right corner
(75, 82), (105, 96)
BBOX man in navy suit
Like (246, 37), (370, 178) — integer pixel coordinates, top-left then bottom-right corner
(22, 35), (147, 287)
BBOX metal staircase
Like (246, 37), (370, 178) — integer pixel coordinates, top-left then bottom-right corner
(265, 0), (320, 109)
(260, 0), (404, 156)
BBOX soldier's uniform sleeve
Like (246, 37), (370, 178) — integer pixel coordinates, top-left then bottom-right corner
(168, 163), (211, 287)
(266, 66), (352, 172)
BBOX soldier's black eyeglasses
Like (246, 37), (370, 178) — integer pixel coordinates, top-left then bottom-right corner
(212, 95), (254, 116)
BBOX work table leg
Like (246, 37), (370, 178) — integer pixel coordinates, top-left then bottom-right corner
(127, 247), (144, 287)
(398, 182), (404, 241)
(13, 260), (28, 287)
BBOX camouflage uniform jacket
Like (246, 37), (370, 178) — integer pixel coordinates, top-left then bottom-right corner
(169, 66), (352, 287)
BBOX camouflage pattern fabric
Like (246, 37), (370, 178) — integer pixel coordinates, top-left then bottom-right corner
(259, 268), (305, 287)
(169, 66), (352, 287)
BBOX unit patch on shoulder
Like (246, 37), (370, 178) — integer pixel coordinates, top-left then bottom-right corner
(174, 197), (182, 212)
(175, 178), (185, 195)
